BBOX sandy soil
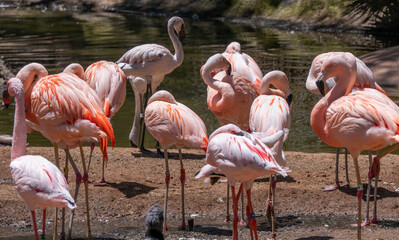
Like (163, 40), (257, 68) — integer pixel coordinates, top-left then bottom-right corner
(1, 146), (399, 239)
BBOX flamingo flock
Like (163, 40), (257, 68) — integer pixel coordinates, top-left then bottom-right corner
(2, 15), (398, 240)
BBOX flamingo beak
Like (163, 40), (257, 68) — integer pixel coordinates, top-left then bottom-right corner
(226, 63), (232, 76)
(285, 93), (293, 107)
(316, 74), (325, 96)
(178, 25), (186, 42)
(2, 86), (10, 109)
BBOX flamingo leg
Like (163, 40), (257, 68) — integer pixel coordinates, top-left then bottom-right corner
(322, 148), (341, 191)
(42, 209), (46, 240)
(231, 184), (243, 240)
(225, 183), (231, 222)
(363, 151), (372, 226)
(53, 144), (60, 240)
(343, 148), (350, 187)
(65, 149), (82, 240)
(163, 149), (170, 231)
(139, 82), (152, 154)
(246, 189), (258, 240)
(266, 174), (276, 239)
(353, 157), (363, 240)
(79, 143), (92, 240)
(178, 149), (186, 230)
(61, 155), (69, 240)
(372, 175), (379, 224)
(31, 210), (40, 240)
(239, 190), (246, 226)
(86, 142), (95, 173)
(99, 154), (106, 183)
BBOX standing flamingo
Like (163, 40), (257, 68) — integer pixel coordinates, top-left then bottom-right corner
(310, 53), (399, 240)
(117, 16), (185, 154)
(16, 63), (115, 240)
(6, 77), (76, 240)
(249, 70), (292, 239)
(196, 124), (289, 240)
(201, 52), (259, 223)
(144, 90), (208, 231)
(306, 52), (390, 225)
(83, 60), (126, 183)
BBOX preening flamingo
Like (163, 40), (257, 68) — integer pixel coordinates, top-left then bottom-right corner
(310, 53), (399, 240)
(16, 63), (115, 240)
(249, 70), (292, 239)
(144, 90), (208, 231)
(117, 16), (185, 154)
(196, 124), (289, 240)
(83, 60), (126, 183)
(6, 77), (76, 240)
(307, 52), (390, 225)
(222, 41), (263, 91)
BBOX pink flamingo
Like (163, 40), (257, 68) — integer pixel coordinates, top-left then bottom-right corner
(310, 53), (399, 240)
(144, 90), (208, 231)
(16, 63), (115, 240)
(80, 60), (126, 183)
(249, 70), (291, 239)
(6, 77), (76, 240)
(307, 52), (391, 225)
(117, 16), (185, 154)
(222, 41), (263, 91)
(196, 124), (289, 240)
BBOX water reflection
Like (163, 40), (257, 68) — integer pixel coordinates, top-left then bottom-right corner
(1, 8), (398, 152)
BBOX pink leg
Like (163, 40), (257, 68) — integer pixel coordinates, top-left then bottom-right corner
(225, 183), (231, 223)
(231, 184), (243, 240)
(322, 148), (341, 191)
(42, 209), (46, 239)
(239, 190), (246, 226)
(98, 156), (106, 184)
(163, 150), (170, 231)
(246, 189), (258, 240)
(31, 210), (39, 240)
(179, 149), (186, 230)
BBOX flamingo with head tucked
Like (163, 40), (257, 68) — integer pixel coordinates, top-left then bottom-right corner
(6, 77), (76, 240)
(144, 90), (208, 231)
(307, 52), (391, 225)
(117, 16), (185, 154)
(249, 70), (292, 239)
(196, 124), (289, 240)
(310, 53), (399, 240)
(15, 62), (115, 240)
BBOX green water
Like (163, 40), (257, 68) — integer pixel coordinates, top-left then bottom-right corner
(1, 7), (399, 152)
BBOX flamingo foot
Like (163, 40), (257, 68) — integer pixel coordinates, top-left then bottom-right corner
(371, 217), (378, 224)
(96, 178), (106, 184)
(321, 182), (340, 191)
(239, 220), (246, 226)
(224, 215), (231, 223)
(139, 146), (153, 155)
(340, 181), (350, 187)
(178, 223), (186, 231)
(351, 219), (370, 227)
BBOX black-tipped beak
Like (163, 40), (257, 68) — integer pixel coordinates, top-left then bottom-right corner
(178, 25), (186, 42)
(2, 87), (10, 109)
(226, 63), (232, 76)
(233, 131), (244, 136)
(316, 78), (325, 97)
(285, 93), (293, 107)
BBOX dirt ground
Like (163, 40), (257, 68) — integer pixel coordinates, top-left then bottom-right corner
(1, 146), (399, 239)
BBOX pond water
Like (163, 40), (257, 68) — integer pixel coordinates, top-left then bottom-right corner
(1, 7), (399, 153)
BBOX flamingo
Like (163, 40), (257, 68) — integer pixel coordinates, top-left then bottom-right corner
(6, 77), (76, 240)
(83, 60), (126, 183)
(15, 62), (115, 240)
(249, 70), (292, 239)
(222, 41), (263, 91)
(196, 124), (289, 240)
(201, 52), (260, 223)
(306, 52), (390, 225)
(144, 90), (208, 231)
(310, 53), (399, 240)
(117, 16), (185, 154)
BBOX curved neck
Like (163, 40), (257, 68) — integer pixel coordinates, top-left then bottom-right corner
(11, 88), (27, 161)
(260, 71), (288, 98)
(16, 63), (48, 94)
(201, 65), (234, 101)
(168, 24), (184, 66)
(310, 63), (355, 144)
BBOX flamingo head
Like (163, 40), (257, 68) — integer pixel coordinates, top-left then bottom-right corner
(2, 82), (10, 109)
(6, 78), (24, 98)
(170, 16), (185, 42)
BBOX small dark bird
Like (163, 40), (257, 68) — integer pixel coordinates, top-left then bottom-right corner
(144, 204), (164, 240)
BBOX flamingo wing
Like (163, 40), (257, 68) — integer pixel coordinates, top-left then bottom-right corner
(30, 73), (115, 148)
(117, 44), (172, 65)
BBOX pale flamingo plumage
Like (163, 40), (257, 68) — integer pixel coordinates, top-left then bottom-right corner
(16, 62), (115, 240)
(144, 90), (208, 231)
(196, 124), (288, 240)
(117, 16), (185, 152)
(310, 53), (399, 240)
(249, 70), (291, 239)
(7, 77), (75, 240)
(201, 53), (259, 131)
(307, 52), (392, 225)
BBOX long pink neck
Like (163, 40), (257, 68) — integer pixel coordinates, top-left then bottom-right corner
(11, 87), (27, 161)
